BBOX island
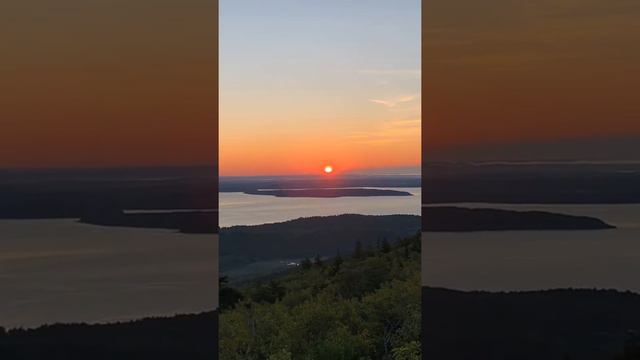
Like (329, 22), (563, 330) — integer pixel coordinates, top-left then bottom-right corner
(244, 188), (413, 198)
(79, 207), (614, 235)
(79, 209), (219, 234)
(422, 206), (615, 231)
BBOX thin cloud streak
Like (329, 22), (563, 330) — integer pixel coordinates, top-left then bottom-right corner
(368, 94), (418, 108)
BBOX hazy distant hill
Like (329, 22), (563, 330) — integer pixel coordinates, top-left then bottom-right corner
(0, 167), (218, 220)
(422, 163), (640, 204)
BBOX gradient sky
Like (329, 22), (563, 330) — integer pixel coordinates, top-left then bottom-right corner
(1, 0), (217, 169)
(220, 0), (421, 176)
(424, 0), (640, 162)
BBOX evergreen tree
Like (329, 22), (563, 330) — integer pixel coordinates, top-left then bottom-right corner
(353, 240), (364, 259)
(301, 257), (312, 270)
(381, 238), (392, 253)
(314, 254), (323, 267)
(330, 250), (343, 276)
(219, 276), (243, 310)
(334, 250), (343, 267)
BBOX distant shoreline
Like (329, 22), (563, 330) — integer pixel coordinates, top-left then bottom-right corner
(244, 187), (414, 198)
(76, 207), (614, 234)
(422, 206), (614, 232)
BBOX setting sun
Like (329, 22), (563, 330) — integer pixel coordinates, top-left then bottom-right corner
(324, 165), (334, 174)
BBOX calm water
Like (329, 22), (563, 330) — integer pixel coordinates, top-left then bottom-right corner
(0, 220), (217, 328)
(219, 187), (421, 227)
(1, 189), (419, 328)
(422, 203), (640, 292)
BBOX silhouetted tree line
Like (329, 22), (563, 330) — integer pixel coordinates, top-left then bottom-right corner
(423, 286), (640, 360)
(0, 312), (217, 359)
(614, 332), (640, 360)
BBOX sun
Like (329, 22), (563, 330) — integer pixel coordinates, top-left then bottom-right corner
(323, 165), (334, 174)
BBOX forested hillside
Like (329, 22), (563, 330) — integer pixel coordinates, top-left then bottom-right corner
(219, 234), (422, 360)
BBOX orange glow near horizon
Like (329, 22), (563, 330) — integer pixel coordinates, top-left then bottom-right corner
(423, 0), (640, 161)
(219, 131), (420, 176)
(219, 103), (421, 176)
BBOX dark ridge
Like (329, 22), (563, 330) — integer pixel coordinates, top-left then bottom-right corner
(422, 206), (615, 231)
(421, 163), (640, 204)
(0, 311), (217, 360)
(80, 209), (219, 234)
(78, 207), (611, 236)
(0, 174), (218, 222)
(423, 287), (640, 360)
(244, 188), (413, 197)
(221, 214), (420, 260)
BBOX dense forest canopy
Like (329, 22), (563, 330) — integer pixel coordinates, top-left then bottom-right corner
(219, 234), (422, 360)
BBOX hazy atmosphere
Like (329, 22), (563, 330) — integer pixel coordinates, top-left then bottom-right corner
(423, 0), (640, 162)
(0, 0), (218, 168)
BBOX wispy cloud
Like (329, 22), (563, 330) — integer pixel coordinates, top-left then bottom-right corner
(368, 95), (418, 108)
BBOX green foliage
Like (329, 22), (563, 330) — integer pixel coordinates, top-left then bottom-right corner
(308, 326), (371, 360)
(219, 276), (243, 310)
(330, 251), (344, 276)
(268, 349), (292, 360)
(301, 257), (312, 270)
(353, 240), (364, 259)
(220, 234), (421, 360)
(381, 238), (391, 254)
(249, 280), (286, 304)
(391, 341), (421, 360)
(314, 254), (323, 268)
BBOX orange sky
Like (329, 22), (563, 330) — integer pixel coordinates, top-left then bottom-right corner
(0, 0), (217, 169)
(219, 1), (421, 176)
(423, 0), (640, 161)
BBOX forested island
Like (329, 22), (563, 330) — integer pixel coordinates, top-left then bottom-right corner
(422, 206), (614, 231)
(244, 188), (413, 198)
